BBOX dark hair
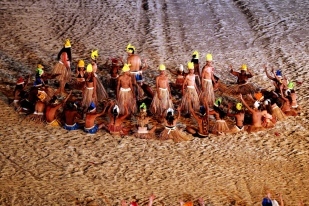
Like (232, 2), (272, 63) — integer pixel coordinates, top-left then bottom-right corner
(166, 111), (174, 124)
(214, 105), (226, 119)
(49, 95), (58, 104)
(112, 107), (119, 124)
(128, 48), (134, 54)
(57, 47), (72, 61)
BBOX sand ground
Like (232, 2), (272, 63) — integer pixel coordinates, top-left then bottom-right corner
(0, 0), (309, 205)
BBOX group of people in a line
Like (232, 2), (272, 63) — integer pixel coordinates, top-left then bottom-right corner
(12, 39), (300, 141)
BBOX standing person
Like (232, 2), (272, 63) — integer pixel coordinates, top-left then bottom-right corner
(227, 102), (245, 133)
(159, 107), (193, 142)
(180, 62), (200, 116)
(150, 64), (173, 118)
(45, 91), (72, 127)
(75, 59), (86, 90)
(240, 94), (263, 133)
(228, 64), (257, 97)
(116, 63), (137, 115)
(199, 53), (216, 106)
(52, 39), (72, 96)
(90, 49), (108, 101)
(63, 101), (82, 131)
(126, 43), (152, 99)
(82, 64), (97, 110)
(191, 50), (201, 87)
(186, 104), (209, 138)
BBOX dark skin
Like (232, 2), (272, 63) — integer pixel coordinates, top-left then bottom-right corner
(227, 103), (245, 128)
(116, 71), (135, 100)
(240, 94), (262, 127)
(84, 102), (109, 129)
(229, 65), (253, 84)
(45, 91), (72, 123)
(187, 103), (209, 135)
(64, 104), (82, 126)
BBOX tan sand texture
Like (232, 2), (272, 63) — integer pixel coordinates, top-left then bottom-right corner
(0, 0), (309, 205)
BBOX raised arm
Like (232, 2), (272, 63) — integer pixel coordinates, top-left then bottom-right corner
(264, 65), (275, 80)
(239, 94), (254, 113)
(229, 65), (239, 77)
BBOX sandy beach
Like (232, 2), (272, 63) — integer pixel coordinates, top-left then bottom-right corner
(0, 0), (309, 205)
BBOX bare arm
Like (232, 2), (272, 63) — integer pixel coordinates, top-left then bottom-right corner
(264, 65), (275, 80)
(239, 94), (254, 113)
(229, 65), (239, 77)
(182, 76), (188, 95)
(148, 194), (155, 206)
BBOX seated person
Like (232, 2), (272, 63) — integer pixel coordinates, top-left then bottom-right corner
(63, 101), (83, 131)
(84, 102), (107, 134)
(186, 103), (209, 138)
(135, 103), (156, 139)
(103, 101), (130, 135)
(227, 102), (245, 133)
(46, 91), (71, 126)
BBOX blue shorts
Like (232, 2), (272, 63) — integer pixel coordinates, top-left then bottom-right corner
(63, 123), (80, 131)
(84, 124), (99, 134)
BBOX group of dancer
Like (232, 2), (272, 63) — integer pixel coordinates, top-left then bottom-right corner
(12, 39), (300, 141)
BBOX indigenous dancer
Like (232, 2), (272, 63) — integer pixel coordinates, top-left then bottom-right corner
(227, 102), (245, 133)
(90, 49), (108, 101)
(228, 64), (257, 96)
(116, 63), (137, 115)
(52, 39), (72, 96)
(104, 102), (131, 135)
(159, 107), (193, 142)
(82, 64), (97, 110)
(13, 76), (29, 110)
(26, 90), (47, 123)
(288, 82), (299, 110)
(200, 53), (215, 106)
(135, 103), (156, 139)
(126, 43), (153, 99)
(45, 91), (71, 127)
(209, 97), (229, 135)
(63, 101), (82, 131)
(150, 64), (173, 118)
(240, 94), (264, 133)
(84, 102), (106, 134)
(186, 103), (209, 138)
(75, 60), (86, 90)
(261, 103), (276, 129)
(280, 87), (298, 116)
(191, 50), (201, 87)
(109, 58), (122, 91)
(180, 62), (200, 116)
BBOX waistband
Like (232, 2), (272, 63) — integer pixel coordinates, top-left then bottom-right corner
(34, 111), (44, 115)
(86, 87), (94, 89)
(65, 123), (77, 127)
(203, 79), (212, 82)
(187, 85), (195, 89)
(120, 87), (131, 91)
(159, 88), (168, 90)
(84, 125), (95, 131)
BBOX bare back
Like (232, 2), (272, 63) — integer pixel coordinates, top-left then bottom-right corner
(127, 54), (142, 72)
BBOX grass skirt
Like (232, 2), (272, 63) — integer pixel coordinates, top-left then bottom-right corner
(212, 120), (230, 134)
(228, 125), (244, 134)
(117, 88), (137, 115)
(150, 88), (173, 116)
(135, 127), (156, 139)
(82, 87), (97, 108)
(227, 82), (258, 95)
(199, 79), (215, 105)
(271, 104), (287, 121)
(159, 127), (193, 142)
(181, 87), (200, 114)
(94, 74), (108, 101)
(52, 62), (71, 82)
(24, 112), (45, 124)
